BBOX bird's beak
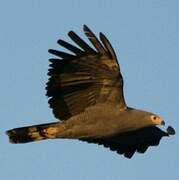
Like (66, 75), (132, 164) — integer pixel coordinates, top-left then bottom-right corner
(161, 120), (165, 126)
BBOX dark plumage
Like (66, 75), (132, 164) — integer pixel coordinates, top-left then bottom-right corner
(6, 25), (175, 159)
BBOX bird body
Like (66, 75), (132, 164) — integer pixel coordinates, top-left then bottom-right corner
(6, 25), (175, 158)
(7, 105), (165, 142)
(60, 106), (157, 138)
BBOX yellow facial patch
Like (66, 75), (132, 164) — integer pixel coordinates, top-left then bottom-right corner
(150, 115), (162, 125)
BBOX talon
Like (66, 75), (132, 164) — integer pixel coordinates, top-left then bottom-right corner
(167, 126), (175, 135)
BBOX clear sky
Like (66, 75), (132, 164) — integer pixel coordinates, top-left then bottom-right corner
(0, 0), (179, 180)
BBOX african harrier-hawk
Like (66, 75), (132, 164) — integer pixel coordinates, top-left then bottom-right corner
(6, 25), (175, 158)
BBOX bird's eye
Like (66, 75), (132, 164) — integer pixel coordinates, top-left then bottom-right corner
(150, 115), (158, 121)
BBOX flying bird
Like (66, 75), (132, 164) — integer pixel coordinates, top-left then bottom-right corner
(6, 25), (175, 158)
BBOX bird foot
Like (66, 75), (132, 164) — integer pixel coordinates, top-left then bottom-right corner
(167, 126), (175, 135)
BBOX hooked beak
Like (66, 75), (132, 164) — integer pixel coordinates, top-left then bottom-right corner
(161, 120), (165, 126)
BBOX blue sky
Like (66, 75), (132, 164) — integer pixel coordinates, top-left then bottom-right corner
(0, 0), (179, 179)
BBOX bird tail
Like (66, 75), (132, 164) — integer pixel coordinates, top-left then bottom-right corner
(6, 122), (65, 144)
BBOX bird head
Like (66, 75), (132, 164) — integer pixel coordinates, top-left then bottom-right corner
(150, 114), (165, 126)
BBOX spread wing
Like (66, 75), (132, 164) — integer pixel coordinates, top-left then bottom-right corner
(46, 25), (126, 120)
(80, 126), (168, 158)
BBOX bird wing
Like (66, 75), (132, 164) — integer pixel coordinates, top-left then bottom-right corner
(46, 25), (126, 120)
(80, 126), (168, 158)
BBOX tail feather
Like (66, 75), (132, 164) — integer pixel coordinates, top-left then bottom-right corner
(6, 122), (63, 144)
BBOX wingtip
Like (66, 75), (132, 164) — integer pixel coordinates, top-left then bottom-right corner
(99, 32), (106, 41)
(83, 24), (87, 29)
(68, 30), (74, 36)
(48, 49), (53, 53)
(83, 24), (89, 31)
(99, 32), (105, 39)
(83, 25), (90, 36)
(57, 39), (62, 44)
